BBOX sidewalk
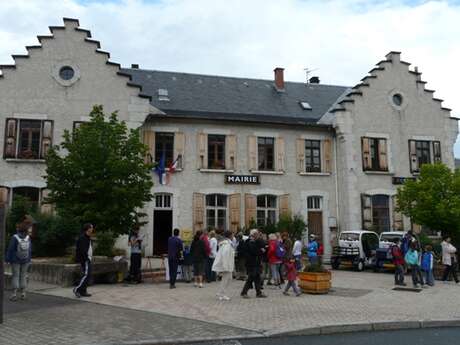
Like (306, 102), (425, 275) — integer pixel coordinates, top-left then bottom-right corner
(2, 270), (460, 344)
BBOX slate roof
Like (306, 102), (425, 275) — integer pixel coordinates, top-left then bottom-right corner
(121, 68), (349, 125)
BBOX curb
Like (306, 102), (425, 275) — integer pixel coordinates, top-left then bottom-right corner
(121, 319), (460, 344)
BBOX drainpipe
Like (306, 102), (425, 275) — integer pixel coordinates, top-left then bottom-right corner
(334, 133), (340, 233)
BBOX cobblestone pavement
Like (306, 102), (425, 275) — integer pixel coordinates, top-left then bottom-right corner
(33, 270), (460, 338)
(1, 292), (257, 345)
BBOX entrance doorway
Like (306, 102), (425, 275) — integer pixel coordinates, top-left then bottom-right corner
(153, 193), (173, 255)
(307, 196), (323, 243)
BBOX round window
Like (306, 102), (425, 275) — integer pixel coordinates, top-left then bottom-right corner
(392, 93), (403, 106)
(59, 66), (75, 81)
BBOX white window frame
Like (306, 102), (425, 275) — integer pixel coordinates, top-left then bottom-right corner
(205, 194), (228, 230)
(256, 194), (278, 226)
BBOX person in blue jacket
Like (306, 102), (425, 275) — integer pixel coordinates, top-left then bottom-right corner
(421, 245), (435, 286)
(6, 219), (33, 301)
(307, 234), (319, 265)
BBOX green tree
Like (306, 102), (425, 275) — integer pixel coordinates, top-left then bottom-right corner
(45, 105), (153, 237)
(397, 163), (460, 243)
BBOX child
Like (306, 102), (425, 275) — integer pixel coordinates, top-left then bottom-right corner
(421, 245), (435, 286)
(391, 238), (406, 286)
(181, 244), (193, 283)
(405, 242), (424, 288)
(283, 258), (302, 296)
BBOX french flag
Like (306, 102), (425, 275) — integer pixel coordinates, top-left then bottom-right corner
(166, 155), (181, 184)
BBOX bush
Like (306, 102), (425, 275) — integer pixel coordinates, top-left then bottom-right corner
(6, 195), (37, 239)
(303, 263), (329, 273)
(94, 231), (116, 257)
(258, 214), (306, 239)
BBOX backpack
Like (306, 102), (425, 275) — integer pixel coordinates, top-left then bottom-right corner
(275, 242), (286, 259)
(317, 243), (324, 256)
(15, 235), (30, 260)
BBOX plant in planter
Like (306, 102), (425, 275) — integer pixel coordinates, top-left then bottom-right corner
(298, 263), (332, 294)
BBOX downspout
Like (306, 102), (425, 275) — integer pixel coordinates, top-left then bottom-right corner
(334, 133), (340, 233)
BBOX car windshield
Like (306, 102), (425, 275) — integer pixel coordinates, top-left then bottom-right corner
(380, 234), (402, 243)
(340, 233), (360, 241)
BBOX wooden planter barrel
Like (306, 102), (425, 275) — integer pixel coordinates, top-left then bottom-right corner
(298, 271), (332, 294)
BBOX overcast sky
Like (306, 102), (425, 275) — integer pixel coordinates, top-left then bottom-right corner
(1, 0), (460, 155)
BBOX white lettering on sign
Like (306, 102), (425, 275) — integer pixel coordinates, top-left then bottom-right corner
(225, 175), (260, 184)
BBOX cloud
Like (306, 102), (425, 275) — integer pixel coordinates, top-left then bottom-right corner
(1, 0), (459, 154)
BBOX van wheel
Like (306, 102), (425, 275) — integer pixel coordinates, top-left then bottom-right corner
(331, 258), (340, 270)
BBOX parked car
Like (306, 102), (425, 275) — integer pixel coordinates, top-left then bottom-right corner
(375, 231), (406, 271)
(331, 230), (379, 271)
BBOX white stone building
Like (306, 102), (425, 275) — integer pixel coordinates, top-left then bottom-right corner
(0, 19), (457, 257)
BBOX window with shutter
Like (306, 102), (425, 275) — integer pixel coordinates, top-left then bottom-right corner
(256, 195), (277, 226)
(226, 134), (237, 171)
(362, 137), (388, 172)
(247, 136), (257, 171)
(155, 132), (174, 166)
(305, 139), (321, 172)
(245, 193), (257, 227)
(296, 138), (305, 173)
(362, 137), (371, 171)
(193, 193), (205, 232)
(279, 194), (290, 217)
(4, 118), (17, 158)
(40, 121), (53, 159)
(433, 141), (441, 163)
(275, 137), (285, 172)
(257, 137), (275, 171)
(174, 132), (185, 169)
(361, 194), (372, 230)
(198, 132), (207, 169)
(409, 140), (418, 173)
(410, 140), (432, 173)
(0, 186), (10, 206)
(392, 195), (403, 231)
(323, 138), (332, 173)
(142, 130), (155, 164)
(207, 134), (226, 169)
(40, 188), (53, 214)
(229, 193), (241, 232)
(206, 194), (227, 231)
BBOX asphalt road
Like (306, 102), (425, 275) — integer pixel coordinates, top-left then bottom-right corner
(191, 328), (460, 345)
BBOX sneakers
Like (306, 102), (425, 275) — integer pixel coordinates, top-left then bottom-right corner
(9, 294), (18, 302)
(80, 292), (92, 297)
(283, 291), (289, 296)
(241, 294), (249, 299)
(73, 288), (81, 298)
(198, 283), (203, 288)
(20, 292), (27, 300)
(256, 293), (267, 298)
(295, 292), (302, 297)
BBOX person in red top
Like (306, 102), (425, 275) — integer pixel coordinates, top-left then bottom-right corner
(267, 233), (282, 286)
(200, 231), (212, 282)
(283, 258), (301, 296)
(391, 238), (406, 286)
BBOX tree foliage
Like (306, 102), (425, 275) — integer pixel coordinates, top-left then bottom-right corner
(45, 105), (153, 237)
(397, 163), (460, 243)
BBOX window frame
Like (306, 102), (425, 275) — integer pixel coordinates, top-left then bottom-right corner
(207, 134), (226, 170)
(362, 137), (388, 172)
(205, 194), (227, 231)
(257, 137), (275, 171)
(4, 118), (53, 160)
(304, 139), (321, 173)
(256, 194), (277, 226)
(371, 194), (390, 233)
(415, 140), (431, 167)
(155, 132), (175, 167)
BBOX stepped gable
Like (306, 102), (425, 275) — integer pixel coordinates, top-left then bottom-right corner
(121, 68), (348, 126)
(328, 51), (453, 115)
(0, 17), (150, 101)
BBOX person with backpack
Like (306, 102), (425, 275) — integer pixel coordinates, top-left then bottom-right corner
(307, 234), (319, 265)
(421, 245), (435, 287)
(74, 223), (94, 298)
(267, 233), (282, 287)
(6, 219), (33, 301)
(391, 238), (406, 286)
(181, 243), (193, 283)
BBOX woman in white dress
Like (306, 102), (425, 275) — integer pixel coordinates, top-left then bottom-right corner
(212, 231), (235, 300)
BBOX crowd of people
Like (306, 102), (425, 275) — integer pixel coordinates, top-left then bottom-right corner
(5, 218), (460, 302)
(389, 230), (459, 288)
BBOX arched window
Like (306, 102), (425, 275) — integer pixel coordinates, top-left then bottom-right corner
(257, 194), (277, 226)
(206, 194), (227, 230)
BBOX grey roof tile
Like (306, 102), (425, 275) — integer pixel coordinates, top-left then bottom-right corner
(121, 69), (348, 125)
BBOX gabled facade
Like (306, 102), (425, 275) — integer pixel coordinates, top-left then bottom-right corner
(0, 19), (457, 258)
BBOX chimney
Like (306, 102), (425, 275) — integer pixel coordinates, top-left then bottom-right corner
(309, 76), (320, 84)
(131, 64), (139, 69)
(274, 67), (285, 91)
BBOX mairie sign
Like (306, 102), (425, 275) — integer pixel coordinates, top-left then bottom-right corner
(225, 175), (260, 184)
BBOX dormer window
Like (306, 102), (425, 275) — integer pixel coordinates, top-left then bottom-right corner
(300, 101), (312, 110)
(158, 89), (170, 101)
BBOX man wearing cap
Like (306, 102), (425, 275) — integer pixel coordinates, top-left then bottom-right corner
(307, 234), (319, 265)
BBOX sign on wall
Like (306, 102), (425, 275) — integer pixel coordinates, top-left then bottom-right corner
(392, 177), (416, 185)
(225, 175), (260, 184)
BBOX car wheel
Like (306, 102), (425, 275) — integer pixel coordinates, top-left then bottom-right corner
(357, 260), (364, 272)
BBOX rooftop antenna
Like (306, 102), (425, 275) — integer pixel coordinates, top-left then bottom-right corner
(304, 67), (318, 83)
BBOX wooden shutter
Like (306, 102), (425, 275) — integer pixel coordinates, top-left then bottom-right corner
(433, 141), (442, 164)
(40, 120), (53, 159)
(248, 136), (257, 171)
(392, 195), (403, 231)
(229, 193), (241, 232)
(40, 189), (53, 214)
(362, 137), (371, 171)
(245, 193), (257, 227)
(4, 118), (18, 158)
(143, 129), (155, 164)
(279, 194), (290, 217)
(197, 132), (207, 169)
(0, 187), (9, 206)
(296, 138), (305, 173)
(412, 223), (422, 234)
(174, 132), (185, 169)
(275, 137), (285, 172)
(193, 193), (204, 232)
(378, 139), (388, 171)
(361, 194), (372, 230)
(225, 134), (237, 170)
(323, 138), (332, 173)
(409, 140), (418, 173)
